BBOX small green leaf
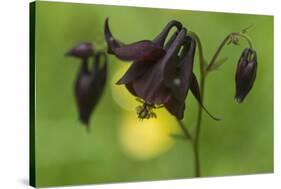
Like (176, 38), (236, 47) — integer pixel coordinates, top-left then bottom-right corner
(209, 57), (228, 71)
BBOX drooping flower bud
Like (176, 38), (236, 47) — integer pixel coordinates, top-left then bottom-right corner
(66, 43), (107, 128)
(235, 48), (257, 103)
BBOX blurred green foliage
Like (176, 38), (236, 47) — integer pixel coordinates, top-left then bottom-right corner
(34, 1), (273, 187)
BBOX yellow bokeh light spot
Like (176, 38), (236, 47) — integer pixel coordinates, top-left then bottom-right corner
(118, 108), (180, 161)
(111, 63), (139, 111)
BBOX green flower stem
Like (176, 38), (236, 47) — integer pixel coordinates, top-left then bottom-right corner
(232, 32), (253, 49)
(177, 120), (199, 177)
(206, 34), (231, 72)
(207, 32), (253, 72)
(194, 30), (253, 177)
(179, 30), (253, 178)
(190, 32), (206, 76)
(192, 32), (232, 177)
(177, 120), (193, 141)
(189, 32), (207, 177)
(194, 75), (205, 177)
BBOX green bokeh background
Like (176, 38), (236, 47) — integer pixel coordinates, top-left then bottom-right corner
(34, 1), (274, 187)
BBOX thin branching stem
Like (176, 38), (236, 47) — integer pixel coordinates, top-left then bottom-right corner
(179, 30), (253, 178)
(177, 120), (197, 177)
(190, 32), (206, 76)
(177, 120), (193, 141)
(207, 32), (253, 72)
(206, 34), (231, 71)
(188, 30), (254, 178)
(189, 31), (207, 177)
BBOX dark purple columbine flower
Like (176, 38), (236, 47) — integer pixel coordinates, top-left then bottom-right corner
(104, 19), (217, 120)
(235, 48), (257, 103)
(66, 43), (107, 128)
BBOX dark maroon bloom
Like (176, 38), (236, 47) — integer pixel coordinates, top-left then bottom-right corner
(104, 19), (217, 120)
(235, 48), (257, 103)
(66, 43), (107, 127)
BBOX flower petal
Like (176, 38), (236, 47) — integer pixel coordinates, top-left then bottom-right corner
(113, 40), (166, 61)
(104, 18), (165, 61)
(162, 34), (219, 121)
(116, 60), (152, 85)
(93, 52), (108, 83)
(164, 97), (185, 120)
(75, 60), (93, 126)
(153, 20), (182, 47)
(104, 18), (124, 51)
(163, 33), (194, 103)
(163, 31), (179, 50)
(125, 83), (137, 96)
(131, 75), (171, 104)
(190, 72), (220, 121)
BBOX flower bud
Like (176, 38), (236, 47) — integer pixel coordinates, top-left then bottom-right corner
(66, 42), (107, 128)
(74, 52), (107, 127)
(235, 48), (257, 103)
